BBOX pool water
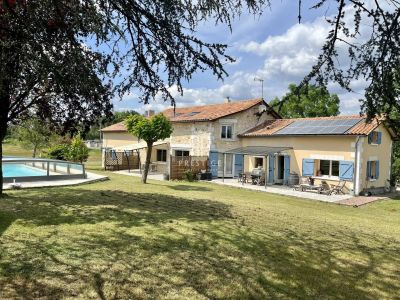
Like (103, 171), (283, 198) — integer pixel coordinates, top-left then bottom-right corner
(3, 164), (47, 177)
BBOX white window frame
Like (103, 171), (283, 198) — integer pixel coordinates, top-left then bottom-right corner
(221, 124), (234, 140)
(317, 159), (340, 179)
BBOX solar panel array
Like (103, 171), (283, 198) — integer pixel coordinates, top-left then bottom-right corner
(274, 118), (362, 135)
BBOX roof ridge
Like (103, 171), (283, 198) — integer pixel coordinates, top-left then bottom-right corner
(278, 114), (365, 121)
(163, 98), (263, 112)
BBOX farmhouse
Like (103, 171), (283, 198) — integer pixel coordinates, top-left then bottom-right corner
(101, 98), (396, 195)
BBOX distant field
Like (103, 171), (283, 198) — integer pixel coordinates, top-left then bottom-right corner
(2, 140), (102, 171)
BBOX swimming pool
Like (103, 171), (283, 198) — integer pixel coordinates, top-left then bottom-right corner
(4, 164), (47, 177)
(3, 157), (86, 183)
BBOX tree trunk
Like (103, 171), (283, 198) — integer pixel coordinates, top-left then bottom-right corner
(0, 140), (3, 196)
(0, 94), (10, 196)
(142, 142), (153, 184)
(33, 144), (37, 158)
(0, 123), (7, 196)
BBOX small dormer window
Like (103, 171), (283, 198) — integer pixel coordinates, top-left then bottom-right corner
(221, 125), (233, 139)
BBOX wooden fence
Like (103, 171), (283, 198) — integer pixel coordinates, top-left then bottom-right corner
(104, 150), (140, 171)
(170, 156), (208, 180)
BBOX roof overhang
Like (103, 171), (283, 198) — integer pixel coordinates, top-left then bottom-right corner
(223, 146), (292, 156)
(113, 141), (169, 151)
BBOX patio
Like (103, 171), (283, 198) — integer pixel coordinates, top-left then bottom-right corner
(211, 178), (352, 203)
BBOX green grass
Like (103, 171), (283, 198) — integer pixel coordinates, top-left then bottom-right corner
(2, 140), (102, 171)
(0, 171), (399, 299)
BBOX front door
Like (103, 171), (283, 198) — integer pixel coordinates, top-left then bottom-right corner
(218, 153), (234, 177)
(275, 155), (285, 184)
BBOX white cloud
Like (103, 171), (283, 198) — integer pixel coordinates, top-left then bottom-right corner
(114, 6), (371, 115)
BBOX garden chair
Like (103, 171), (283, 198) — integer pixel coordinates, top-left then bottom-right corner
(330, 181), (346, 194)
(293, 176), (309, 191)
(318, 181), (332, 195)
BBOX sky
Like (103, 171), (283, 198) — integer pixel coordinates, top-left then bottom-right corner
(113, 1), (368, 115)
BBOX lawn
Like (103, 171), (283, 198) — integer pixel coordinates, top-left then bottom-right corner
(0, 171), (399, 299)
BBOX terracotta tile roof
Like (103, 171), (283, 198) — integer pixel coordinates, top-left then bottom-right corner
(346, 118), (380, 135)
(162, 98), (265, 122)
(101, 98), (274, 132)
(240, 119), (294, 136)
(241, 115), (382, 137)
(101, 121), (127, 132)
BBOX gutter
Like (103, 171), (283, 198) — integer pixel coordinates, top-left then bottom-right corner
(353, 136), (362, 196)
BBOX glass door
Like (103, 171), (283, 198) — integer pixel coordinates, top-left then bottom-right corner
(218, 153), (234, 177)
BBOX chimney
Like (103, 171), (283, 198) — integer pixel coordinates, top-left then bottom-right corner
(145, 110), (155, 117)
(224, 97), (231, 103)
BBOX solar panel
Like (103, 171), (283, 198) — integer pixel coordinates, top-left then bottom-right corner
(274, 118), (362, 135)
(186, 111), (201, 117)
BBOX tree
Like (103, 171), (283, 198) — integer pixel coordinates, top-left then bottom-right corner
(270, 84), (340, 118)
(112, 111), (139, 124)
(125, 114), (172, 184)
(392, 141), (400, 185)
(0, 0), (267, 194)
(295, 0), (400, 131)
(14, 117), (53, 157)
(85, 111), (138, 140)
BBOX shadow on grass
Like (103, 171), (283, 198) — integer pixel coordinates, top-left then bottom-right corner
(165, 184), (213, 192)
(0, 189), (232, 228)
(0, 189), (399, 299)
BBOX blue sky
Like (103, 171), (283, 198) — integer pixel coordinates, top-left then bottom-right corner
(114, 1), (366, 115)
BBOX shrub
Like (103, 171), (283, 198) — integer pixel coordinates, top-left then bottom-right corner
(47, 144), (69, 160)
(184, 169), (195, 182)
(65, 134), (89, 163)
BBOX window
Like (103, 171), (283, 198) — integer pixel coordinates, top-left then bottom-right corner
(368, 131), (381, 145)
(254, 157), (264, 168)
(318, 160), (340, 177)
(367, 161), (379, 180)
(332, 161), (339, 176)
(175, 150), (189, 157)
(156, 149), (167, 162)
(187, 111), (200, 117)
(221, 125), (233, 139)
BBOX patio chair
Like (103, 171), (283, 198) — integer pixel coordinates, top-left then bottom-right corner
(330, 181), (346, 195)
(293, 176), (309, 191)
(318, 181), (332, 195)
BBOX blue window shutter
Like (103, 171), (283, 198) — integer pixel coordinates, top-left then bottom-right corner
(366, 161), (371, 179)
(339, 161), (354, 180)
(377, 132), (382, 144)
(268, 154), (274, 183)
(283, 156), (290, 185)
(234, 154), (244, 177)
(375, 161), (379, 179)
(368, 133), (372, 144)
(302, 159), (314, 176)
(209, 151), (219, 178)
